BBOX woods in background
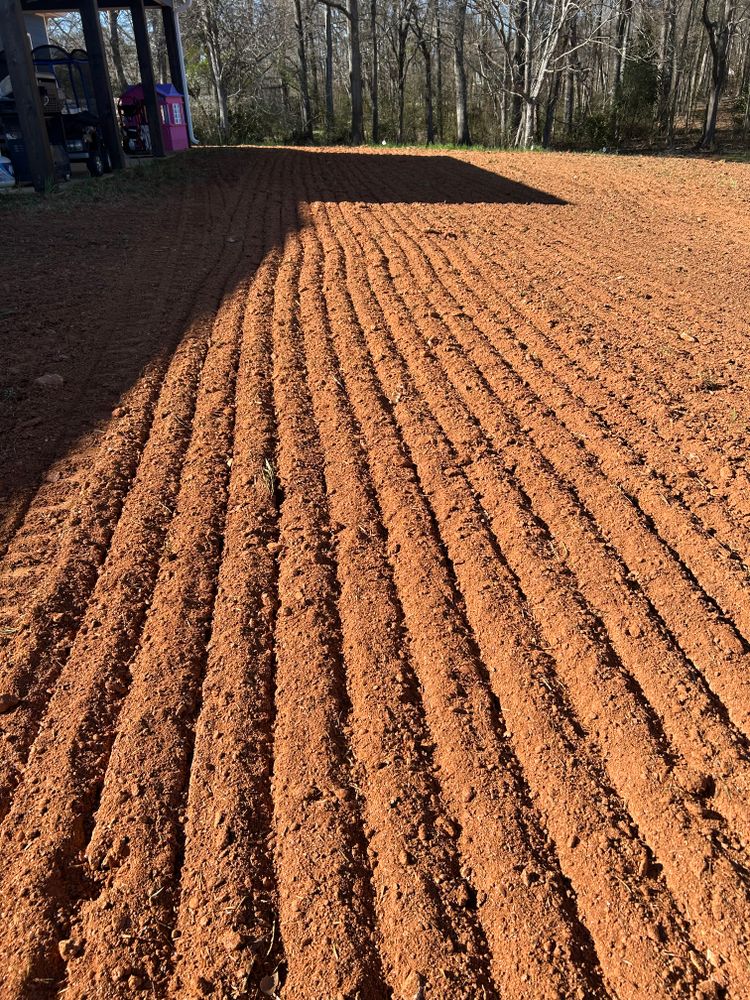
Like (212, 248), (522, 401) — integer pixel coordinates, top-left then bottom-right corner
(48, 0), (750, 150)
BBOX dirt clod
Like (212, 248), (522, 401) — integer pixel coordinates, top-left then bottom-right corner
(0, 693), (20, 713)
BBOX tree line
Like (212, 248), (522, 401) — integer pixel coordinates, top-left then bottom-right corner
(47, 0), (750, 150)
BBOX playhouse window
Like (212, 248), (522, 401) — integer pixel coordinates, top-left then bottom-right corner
(172, 103), (183, 125)
(160, 105), (168, 125)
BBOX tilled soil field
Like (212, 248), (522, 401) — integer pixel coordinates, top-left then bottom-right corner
(1, 147), (750, 1000)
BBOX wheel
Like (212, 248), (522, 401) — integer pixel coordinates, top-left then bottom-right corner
(87, 152), (104, 177)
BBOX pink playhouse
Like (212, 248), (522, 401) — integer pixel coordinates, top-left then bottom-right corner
(118, 83), (189, 155)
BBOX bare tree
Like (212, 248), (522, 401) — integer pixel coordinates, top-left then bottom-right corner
(195, 0), (230, 138)
(294, 0), (314, 137)
(108, 10), (128, 93)
(52, 0), (750, 151)
(453, 0), (471, 142)
(700, 0), (737, 146)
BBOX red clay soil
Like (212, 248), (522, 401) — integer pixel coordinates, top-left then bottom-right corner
(0, 147), (749, 1000)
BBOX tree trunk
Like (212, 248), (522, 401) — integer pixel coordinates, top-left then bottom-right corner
(152, 17), (168, 84)
(198, 0), (229, 139)
(420, 38), (435, 142)
(511, 0), (527, 137)
(436, 0), (444, 141)
(370, 0), (379, 141)
(108, 10), (128, 93)
(658, 0), (677, 138)
(397, 34), (408, 142)
(699, 0), (734, 148)
(564, 16), (577, 136)
(349, 0), (365, 143)
(686, 39), (707, 131)
(293, 0), (313, 138)
(542, 65), (563, 146)
(325, 4), (335, 138)
(453, 0), (470, 144)
(398, 84), (405, 142)
(519, 97), (535, 146)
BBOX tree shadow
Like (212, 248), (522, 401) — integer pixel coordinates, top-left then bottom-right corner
(222, 146), (567, 205)
(0, 145), (565, 556)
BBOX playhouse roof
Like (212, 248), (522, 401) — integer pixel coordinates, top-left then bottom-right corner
(121, 83), (183, 101)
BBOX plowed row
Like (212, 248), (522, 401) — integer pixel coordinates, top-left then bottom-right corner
(1, 147), (749, 1000)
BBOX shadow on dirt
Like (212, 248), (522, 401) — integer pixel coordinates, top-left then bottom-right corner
(0, 146), (565, 553)
(228, 147), (567, 205)
(313, 150), (568, 204)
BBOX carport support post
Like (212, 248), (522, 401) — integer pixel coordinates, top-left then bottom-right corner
(0, 0), (54, 192)
(130, 0), (165, 157)
(79, 0), (125, 170)
(161, 5), (185, 97)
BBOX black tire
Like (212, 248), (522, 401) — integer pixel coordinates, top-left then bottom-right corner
(87, 152), (104, 177)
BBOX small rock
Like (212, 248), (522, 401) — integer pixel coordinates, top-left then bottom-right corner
(399, 848), (414, 866)
(33, 372), (64, 389)
(455, 883), (471, 907)
(0, 693), (20, 713)
(696, 979), (721, 999)
(260, 972), (279, 996)
(400, 970), (424, 1000)
(266, 541), (281, 554)
(58, 938), (83, 961)
(567, 834), (580, 849)
(221, 929), (243, 952)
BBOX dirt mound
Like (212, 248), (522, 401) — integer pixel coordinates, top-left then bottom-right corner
(1, 146), (749, 999)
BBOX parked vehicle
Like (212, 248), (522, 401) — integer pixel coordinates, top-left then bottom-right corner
(31, 45), (113, 176)
(0, 154), (14, 187)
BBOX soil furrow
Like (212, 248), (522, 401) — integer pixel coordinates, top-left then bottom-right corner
(383, 248), (750, 845)
(0, 172), (261, 1000)
(443, 239), (750, 642)
(455, 212), (750, 561)
(356, 157), (750, 564)
(296, 196), (497, 998)
(309, 190), (611, 1000)
(332, 186), (750, 994)
(2, 145), (747, 1000)
(315, 189), (702, 999)
(0, 175), (250, 800)
(0, 193), (183, 560)
(0, 168), (230, 595)
(354, 181), (750, 742)
(427, 207), (750, 541)
(60, 200), (259, 999)
(343, 183), (750, 839)
(167, 181), (285, 1000)
(268, 183), (385, 999)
